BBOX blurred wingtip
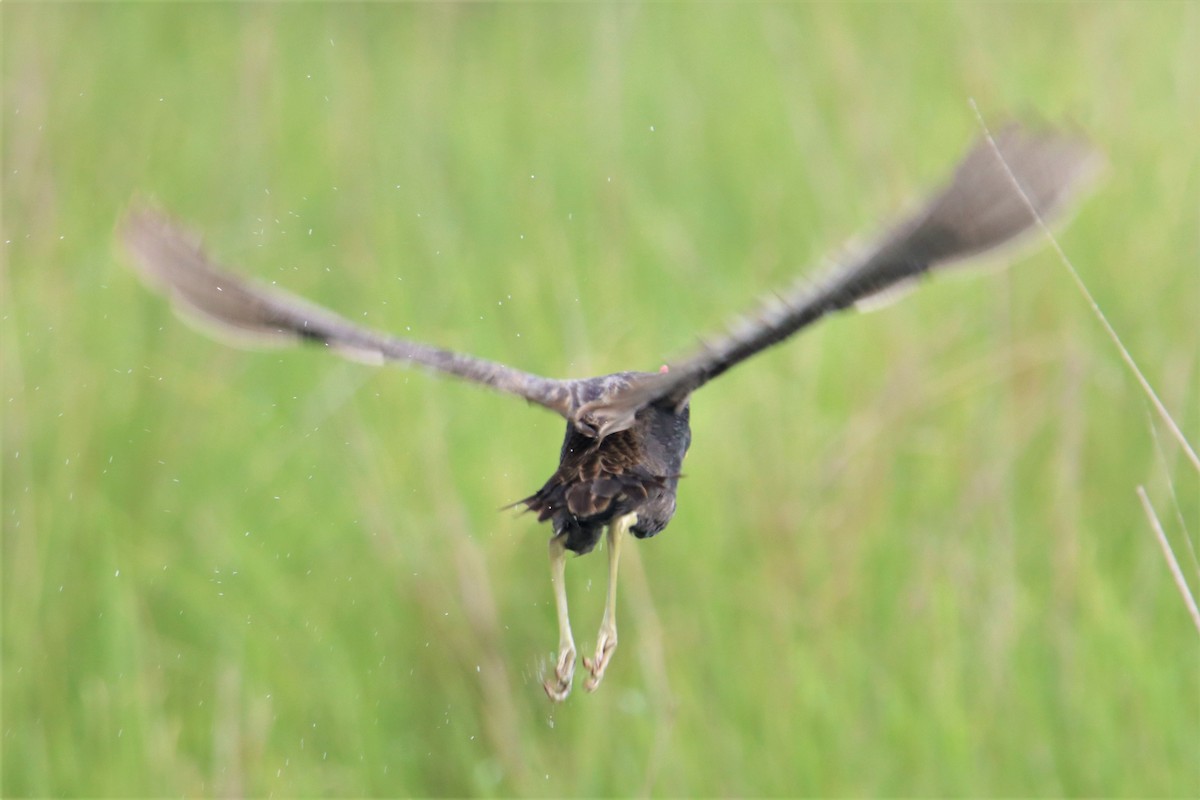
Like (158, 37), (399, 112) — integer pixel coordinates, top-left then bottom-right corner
(116, 198), (299, 350)
(117, 197), (208, 293)
(117, 195), (171, 248)
(979, 118), (1106, 211)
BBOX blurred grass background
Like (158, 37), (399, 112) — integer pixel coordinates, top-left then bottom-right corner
(3, 3), (1198, 796)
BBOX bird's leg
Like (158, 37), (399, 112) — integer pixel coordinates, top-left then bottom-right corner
(584, 512), (636, 692)
(543, 533), (576, 702)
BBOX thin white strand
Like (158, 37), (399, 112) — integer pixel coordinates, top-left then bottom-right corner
(970, 99), (1200, 473)
(1137, 486), (1200, 635)
(1146, 409), (1200, 578)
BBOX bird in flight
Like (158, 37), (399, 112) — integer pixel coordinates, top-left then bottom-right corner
(121, 124), (1096, 701)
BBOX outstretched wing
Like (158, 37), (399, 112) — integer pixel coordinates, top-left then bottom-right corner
(576, 124), (1099, 439)
(120, 206), (575, 418)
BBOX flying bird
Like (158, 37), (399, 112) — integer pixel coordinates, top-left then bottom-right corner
(120, 124), (1096, 701)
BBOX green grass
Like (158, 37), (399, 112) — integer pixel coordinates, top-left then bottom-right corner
(4, 3), (1198, 796)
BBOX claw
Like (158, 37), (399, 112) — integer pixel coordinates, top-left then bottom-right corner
(582, 626), (617, 692)
(544, 644), (576, 702)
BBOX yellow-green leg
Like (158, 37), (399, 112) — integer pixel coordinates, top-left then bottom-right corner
(584, 512), (637, 692)
(543, 533), (576, 702)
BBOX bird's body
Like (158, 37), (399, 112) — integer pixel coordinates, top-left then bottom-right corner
(524, 377), (692, 554)
(120, 123), (1097, 702)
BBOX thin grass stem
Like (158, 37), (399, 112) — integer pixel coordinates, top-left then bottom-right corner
(970, 99), (1200, 474)
(1137, 486), (1200, 635)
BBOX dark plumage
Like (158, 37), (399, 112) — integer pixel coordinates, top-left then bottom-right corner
(523, 379), (692, 555)
(120, 123), (1098, 701)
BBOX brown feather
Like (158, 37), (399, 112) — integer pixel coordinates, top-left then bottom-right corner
(120, 206), (576, 418)
(574, 123), (1100, 437)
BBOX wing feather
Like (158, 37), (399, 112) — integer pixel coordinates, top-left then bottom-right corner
(120, 206), (574, 418)
(576, 123), (1099, 438)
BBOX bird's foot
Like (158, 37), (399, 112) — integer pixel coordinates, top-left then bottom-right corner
(582, 626), (617, 692)
(543, 645), (576, 702)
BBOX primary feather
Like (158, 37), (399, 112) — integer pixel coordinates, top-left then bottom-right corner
(120, 207), (575, 418)
(574, 124), (1098, 437)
